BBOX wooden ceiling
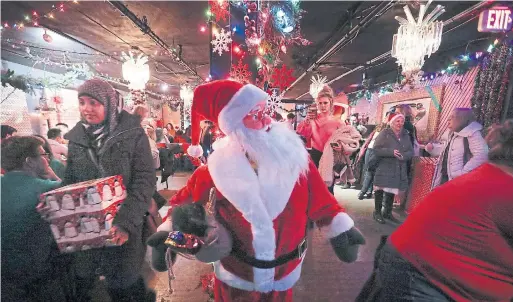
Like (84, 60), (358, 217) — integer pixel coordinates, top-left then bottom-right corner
(1, 1), (495, 99)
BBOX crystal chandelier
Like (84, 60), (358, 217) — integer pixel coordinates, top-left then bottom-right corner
(391, 1), (445, 79)
(122, 51), (150, 91)
(180, 84), (194, 107)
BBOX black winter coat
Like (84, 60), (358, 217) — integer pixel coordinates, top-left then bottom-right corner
(373, 128), (413, 191)
(64, 110), (155, 237)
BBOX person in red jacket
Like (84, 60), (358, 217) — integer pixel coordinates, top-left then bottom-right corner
(148, 80), (365, 301)
(357, 120), (513, 302)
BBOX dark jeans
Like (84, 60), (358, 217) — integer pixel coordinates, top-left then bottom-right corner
(72, 229), (150, 301)
(2, 276), (67, 302)
(310, 148), (334, 195)
(376, 243), (453, 301)
(360, 148), (377, 194)
(361, 171), (375, 194)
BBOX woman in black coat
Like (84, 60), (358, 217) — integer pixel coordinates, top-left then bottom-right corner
(372, 113), (413, 224)
(64, 79), (155, 301)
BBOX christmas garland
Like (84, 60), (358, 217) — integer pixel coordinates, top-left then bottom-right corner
(471, 40), (513, 130)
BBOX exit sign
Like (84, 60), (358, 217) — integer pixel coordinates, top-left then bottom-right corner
(478, 6), (513, 32)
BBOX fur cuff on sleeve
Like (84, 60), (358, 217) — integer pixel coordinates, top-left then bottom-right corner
(157, 218), (173, 232)
(322, 212), (355, 239)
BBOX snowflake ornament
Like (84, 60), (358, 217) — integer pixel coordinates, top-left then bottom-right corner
(270, 65), (296, 91)
(209, 0), (229, 22)
(309, 74), (328, 99)
(266, 89), (282, 116)
(230, 59), (252, 83)
(211, 28), (232, 56)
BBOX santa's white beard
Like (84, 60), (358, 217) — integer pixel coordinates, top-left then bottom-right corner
(228, 121), (309, 182)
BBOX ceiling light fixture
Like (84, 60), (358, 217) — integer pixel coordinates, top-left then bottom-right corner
(391, 0), (445, 80)
(121, 51), (150, 90)
(180, 84), (193, 107)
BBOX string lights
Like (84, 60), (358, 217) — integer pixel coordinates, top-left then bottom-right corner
(1, 1), (79, 30)
(347, 38), (507, 105)
(205, 0), (308, 91)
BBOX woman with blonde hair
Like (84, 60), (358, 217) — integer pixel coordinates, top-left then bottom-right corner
(297, 85), (360, 194)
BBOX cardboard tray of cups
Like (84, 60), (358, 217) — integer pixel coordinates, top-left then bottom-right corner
(39, 175), (127, 253)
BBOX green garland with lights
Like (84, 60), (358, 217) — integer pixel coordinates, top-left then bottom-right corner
(347, 39), (501, 106)
(471, 40), (513, 130)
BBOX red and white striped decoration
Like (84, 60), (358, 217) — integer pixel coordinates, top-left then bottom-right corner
(420, 67), (478, 139)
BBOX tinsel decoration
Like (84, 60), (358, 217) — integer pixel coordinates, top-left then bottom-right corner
(471, 40), (513, 130)
(131, 90), (147, 106)
(200, 272), (215, 301)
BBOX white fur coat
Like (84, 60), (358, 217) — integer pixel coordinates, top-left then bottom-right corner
(319, 126), (362, 187)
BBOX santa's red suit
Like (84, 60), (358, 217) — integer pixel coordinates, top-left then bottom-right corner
(153, 80), (360, 301)
(161, 156), (353, 298)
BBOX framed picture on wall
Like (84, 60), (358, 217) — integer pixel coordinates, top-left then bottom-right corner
(376, 85), (445, 143)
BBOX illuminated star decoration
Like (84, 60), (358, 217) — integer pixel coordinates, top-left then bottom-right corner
(211, 28), (232, 56)
(309, 74), (328, 99)
(230, 59), (251, 84)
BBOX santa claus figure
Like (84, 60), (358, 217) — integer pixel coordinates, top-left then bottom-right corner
(148, 80), (365, 301)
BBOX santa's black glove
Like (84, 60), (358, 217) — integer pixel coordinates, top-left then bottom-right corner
(147, 231), (177, 272)
(330, 227), (366, 263)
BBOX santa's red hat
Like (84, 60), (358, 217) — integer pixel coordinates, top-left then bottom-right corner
(186, 80), (269, 157)
(388, 112), (405, 124)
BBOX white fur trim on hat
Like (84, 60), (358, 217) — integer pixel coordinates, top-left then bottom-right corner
(388, 113), (405, 125)
(187, 145), (204, 158)
(218, 84), (269, 135)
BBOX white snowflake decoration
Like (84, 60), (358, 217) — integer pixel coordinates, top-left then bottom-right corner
(211, 28), (232, 56)
(266, 89), (282, 116)
(309, 74), (328, 99)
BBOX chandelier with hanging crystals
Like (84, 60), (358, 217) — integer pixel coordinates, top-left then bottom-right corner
(180, 84), (194, 107)
(122, 51), (150, 91)
(391, 0), (445, 79)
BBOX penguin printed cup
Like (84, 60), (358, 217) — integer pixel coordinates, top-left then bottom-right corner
(38, 175), (127, 253)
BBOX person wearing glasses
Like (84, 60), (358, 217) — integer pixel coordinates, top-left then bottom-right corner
(1, 136), (66, 301)
(34, 135), (67, 180)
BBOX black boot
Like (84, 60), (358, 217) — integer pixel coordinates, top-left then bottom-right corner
(373, 190), (385, 224)
(364, 192), (373, 199)
(357, 191), (365, 200)
(107, 278), (149, 302)
(382, 192), (401, 224)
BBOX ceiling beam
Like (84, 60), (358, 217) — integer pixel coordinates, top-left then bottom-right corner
(293, 0), (496, 100)
(108, 1), (203, 83)
(283, 1), (396, 95)
(8, 1), (175, 93)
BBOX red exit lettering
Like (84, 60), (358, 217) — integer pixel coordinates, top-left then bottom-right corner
(486, 9), (512, 30)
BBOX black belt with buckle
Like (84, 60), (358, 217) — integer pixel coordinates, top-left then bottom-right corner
(231, 238), (308, 269)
